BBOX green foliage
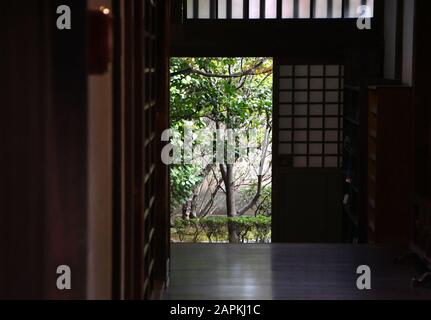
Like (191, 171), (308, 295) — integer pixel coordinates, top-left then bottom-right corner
(173, 219), (189, 242)
(170, 165), (203, 211)
(230, 216), (256, 243)
(173, 218), (203, 243)
(172, 216), (272, 243)
(170, 57), (272, 130)
(253, 215), (272, 243)
(169, 57), (273, 214)
(200, 216), (228, 243)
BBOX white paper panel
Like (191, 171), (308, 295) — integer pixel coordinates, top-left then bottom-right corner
(325, 118), (339, 129)
(346, 0), (361, 17)
(325, 143), (338, 154)
(279, 131), (292, 142)
(294, 156), (307, 168)
(326, 92), (339, 103)
(310, 131), (323, 141)
(332, 0), (343, 18)
(349, 0), (374, 18)
(326, 65), (339, 76)
(294, 117), (308, 128)
(294, 92), (308, 103)
(249, 0), (260, 18)
(186, 0), (373, 20)
(310, 118), (323, 129)
(310, 78), (324, 89)
(294, 131), (308, 142)
(310, 91), (323, 103)
(298, 0), (311, 18)
(309, 144), (323, 154)
(218, 0), (227, 19)
(282, 0), (294, 18)
(314, 0), (328, 18)
(279, 144), (292, 154)
(199, 0), (210, 18)
(294, 144), (307, 154)
(325, 131), (339, 142)
(276, 64), (344, 169)
(295, 78), (308, 90)
(279, 92), (293, 103)
(280, 65), (293, 77)
(366, 0), (374, 18)
(295, 65), (308, 76)
(325, 104), (339, 116)
(310, 104), (323, 116)
(279, 118), (292, 129)
(280, 104), (293, 115)
(279, 79), (293, 90)
(232, 0), (244, 19)
(294, 104), (308, 116)
(187, 0), (194, 18)
(326, 78), (339, 89)
(310, 65), (324, 76)
(266, 0), (278, 18)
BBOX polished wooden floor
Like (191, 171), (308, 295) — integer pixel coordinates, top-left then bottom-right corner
(164, 244), (431, 300)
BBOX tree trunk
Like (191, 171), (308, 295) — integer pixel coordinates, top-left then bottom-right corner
(189, 191), (198, 219)
(225, 164), (239, 243)
(181, 202), (189, 220)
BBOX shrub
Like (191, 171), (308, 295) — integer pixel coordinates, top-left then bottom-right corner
(230, 216), (255, 243)
(173, 219), (189, 242)
(200, 216), (227, 243)
(172, 215), (272, 243)
(254, 215), (272, 243)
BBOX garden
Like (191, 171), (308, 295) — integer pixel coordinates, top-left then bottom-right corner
(169, 57), (273, 243)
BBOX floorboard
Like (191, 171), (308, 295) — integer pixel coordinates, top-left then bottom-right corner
(164, 244), (431, 300)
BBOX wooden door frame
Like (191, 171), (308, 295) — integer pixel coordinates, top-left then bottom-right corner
(111, 0), (171, 300)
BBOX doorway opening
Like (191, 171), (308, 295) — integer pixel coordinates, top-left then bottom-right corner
(168, 57), (273, 244)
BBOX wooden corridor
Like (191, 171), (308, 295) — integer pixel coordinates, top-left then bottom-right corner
(164, 244), (431, 300)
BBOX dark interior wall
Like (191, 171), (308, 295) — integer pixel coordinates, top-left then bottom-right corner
(171, 20), (382, 58)
(274, 170), (344, 243)
(46, 0), (88, 299)
(171, 0), (385, 59)
(413, 0), (431, 196)
(0, 0), (88, 299)
(0, 1), (48, 299)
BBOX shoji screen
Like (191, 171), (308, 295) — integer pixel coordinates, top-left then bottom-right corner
(185, 0), (374, 19)
(272, 60), (344, 243)
(276, 64), (344, 168)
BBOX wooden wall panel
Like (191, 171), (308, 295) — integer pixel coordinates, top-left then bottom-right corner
(0, 0), (88, 299)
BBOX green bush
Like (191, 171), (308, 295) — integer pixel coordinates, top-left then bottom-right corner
(254, 215), (272, 243)
(173, 219), (189, 242)
(230, 216), (255, 243)
(172, 215), (271, 243)
(200, 216), (227, 243)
